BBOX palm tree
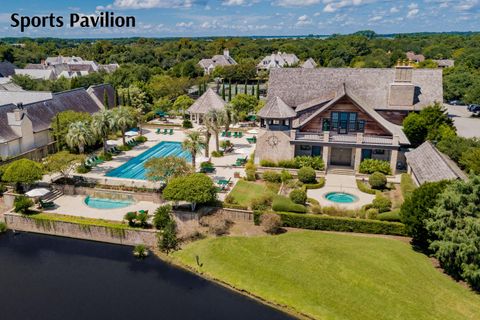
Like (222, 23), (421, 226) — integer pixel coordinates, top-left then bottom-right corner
(113, 106), (136, 146)
(203, 115), (214, 157)
(204, 109), (224, 152)
(65, 121), (95, 154)
(223, 105), (238, 133)
(91, 109), (115, 154)
(182, 131), (206, 168)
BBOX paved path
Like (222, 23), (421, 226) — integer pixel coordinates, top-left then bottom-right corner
(446, 104), (480, 138)
(307, 174), (375, 210)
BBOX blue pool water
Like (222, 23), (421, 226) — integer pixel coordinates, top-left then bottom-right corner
(324, 192), (359, 203)
(84, 196), (134, 209)
(106, 141), (192, 180)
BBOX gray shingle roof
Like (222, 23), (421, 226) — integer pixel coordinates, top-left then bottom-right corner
(267, 68), (443, 111)
(302, 58), (317, 69)
(187, 88), (226, 114)
(0, 87), (103, 143)
(257, 96), (296, 119)
(405, 141), (467, 185)
(0, 61), (16, 77)
(87, 84), (116, 109)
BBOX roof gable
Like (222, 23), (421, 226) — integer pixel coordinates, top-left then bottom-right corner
(257, 96), (296, 119)
(187, 88), (226, 114)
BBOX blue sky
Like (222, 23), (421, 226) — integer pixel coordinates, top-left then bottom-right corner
(1, 0), (479, 38)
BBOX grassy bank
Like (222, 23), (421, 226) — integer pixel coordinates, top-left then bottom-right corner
(28, 212), (131, 230)
(174, 231), (480, 320)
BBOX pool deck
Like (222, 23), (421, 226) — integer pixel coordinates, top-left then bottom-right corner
(308, 174), (375, 209)
(46, 195), (159, 221)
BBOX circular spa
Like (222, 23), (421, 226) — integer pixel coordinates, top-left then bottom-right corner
(84, 195), (134, 210)
(324, 192), (359, 204)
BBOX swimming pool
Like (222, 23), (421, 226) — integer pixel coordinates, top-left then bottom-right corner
(324, 192), (359, 203)
(84, 196), (134, 209)
(106, 141), (192, 180)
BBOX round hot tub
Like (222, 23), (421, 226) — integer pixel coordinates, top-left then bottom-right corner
(324, 192), (359, 204)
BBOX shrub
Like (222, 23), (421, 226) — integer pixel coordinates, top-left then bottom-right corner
(0, 222), (7, 233)
(250, 194), (273, 211)
(99, 152), (112, 161)
(280, 169), (292, 183)
(289, 189), (307, 205)
(369, 172), (387, 190)
(76, 164), (91, 174)
(321, 206), (359, 218)
(359, 159), (391, 175)
(224, 194), (237, 204)
(153, 205), (172, 230)
(400, 173), (416, 198)
(372, 194), (392, 213)
(262, 171), (282, 183)
(133, 244), (149, 259)
(277, 159), (299, 169)
(211, 150), (224, 157)
(459, 147), (480, 174)
(365, 208), (379, 220)
(200, 161), (214, 169)
(118, 144), (132, 151)
(259, 159), (276, 167)
(275, 212), (406, 236)
(310, 205), (322, 214)
(356, 180), (376, 194)
(297, 167), (316, 184)
(245, 163), (257, 181)
(14, 196), (34, 214)
(307, 197), (319, 206)
(200, 213), (232, 236)
(272, 196), (307, 213)
(182, 119), (193, 129)
(2, 159), (43, 185)
(158, 220), (178, 253)
(260, 213), (282, 234)
(135, 136), (148, 143)
(163, 173), (217, 211)
(304, 177), (325, 189)
(377, 209), (401, 222)
(123, 211), (150, 228)
(294, 156), (325, 170)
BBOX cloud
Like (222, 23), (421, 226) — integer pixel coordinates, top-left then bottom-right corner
(176, 21), (193, 27)
(273, 0), (321, 7)
(322, 0), (379, 13)
(390, 6), (400, 13)
(295, 14), (312, 26)
(455, 0), (479, 12)
(222, 0), (259, 5)
(97, 0), (195, 10)
(407, 2), (419, 18)
(368, 15), (383, 21)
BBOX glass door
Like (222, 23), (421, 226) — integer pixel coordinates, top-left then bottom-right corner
(339, 112), (348, 134)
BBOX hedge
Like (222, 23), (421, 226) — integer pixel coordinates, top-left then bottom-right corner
(304, 177), (325, 189)
(377, 209), (401, 222)
(356, 180), (377, 195)
(222, 203), (249, 211)
(271, 211), (406, 236)
(400, 173), (416, 198)
(272, 196), (307, 213)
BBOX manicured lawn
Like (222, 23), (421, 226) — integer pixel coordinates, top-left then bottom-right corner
(229, 180), (277, 207)
(174, 231), (480, 320)
(30, 212), (132, 230)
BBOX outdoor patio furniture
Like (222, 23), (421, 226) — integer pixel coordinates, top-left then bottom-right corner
(246, 136), (257, 144)
(139, 210), (149, 215)
(221, 131), (226, 137)
(233, 132), (239, 138)
(39, 199), (55, 209)
(217, 178), (231, 186)
(200, 166), (216, 173)
(237, 132), (243, 138)
(163, 129), (168, 135)
(156, 128), (161, 134)
(226, 131), (232, 138)
(169, 129), (174, 135)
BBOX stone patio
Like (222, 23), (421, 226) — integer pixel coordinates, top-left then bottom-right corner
(307, 174), (375, 209)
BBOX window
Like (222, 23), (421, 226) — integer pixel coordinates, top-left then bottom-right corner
(322, 118), (330, 131)
(300, 145), (311, 151)
(284, 119), (290, 126)
(331, 112), (339, 130)
(357, 120), (365, 132)
(272, 119), (280, 125)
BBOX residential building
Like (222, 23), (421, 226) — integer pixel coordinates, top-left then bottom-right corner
(187, 88), (226, 124)
(433, 59), (455, 68)
(14, 68), (55, 80)
(301, 58), (317, 69)
(406, 51), (425, 63)
(0, 84), (115, 160)
(198, 49), (237, 75)
(405, 141), (466, 185)
(255, 66), (443, 174)
(0, 61), (17, 77)
(257, 52), (299, 71)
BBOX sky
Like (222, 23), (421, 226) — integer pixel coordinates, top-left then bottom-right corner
(1, 0), (479, 38)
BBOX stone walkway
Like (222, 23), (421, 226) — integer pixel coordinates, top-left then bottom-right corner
(307, 173), (375, 210)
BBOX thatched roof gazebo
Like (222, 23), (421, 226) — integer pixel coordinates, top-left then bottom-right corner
(187, 88), (226, 124)
(257, 96), (296, 130)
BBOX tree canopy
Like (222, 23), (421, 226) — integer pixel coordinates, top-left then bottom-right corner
(144, 156), (192, 183)
(162, 173), (217, 211)
(1, 159), (43, 185)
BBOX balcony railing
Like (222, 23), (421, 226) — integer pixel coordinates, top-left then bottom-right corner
(294, 132), (396, 146)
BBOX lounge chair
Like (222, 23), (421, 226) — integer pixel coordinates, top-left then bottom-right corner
(233, 132), (239, 138)
(221, 131), (226, 137)
(40, 199), (55, 209)
(163, 129), (168, 135)
(156, 128), (161, 134)
(237, 132), (243, 138)
(139, 210), (149, 215)
(246, 136), (257, 144)
(226, 131), (232, 138)
(169, 129), (174, 135)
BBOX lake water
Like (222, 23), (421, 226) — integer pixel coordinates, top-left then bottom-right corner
(0, 232), (293, 320)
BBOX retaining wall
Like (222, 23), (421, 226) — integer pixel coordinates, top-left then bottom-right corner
(4, 213), (158, 247)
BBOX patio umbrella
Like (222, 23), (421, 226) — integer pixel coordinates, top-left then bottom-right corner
(25, 188), (50, 198)
(247, 129), (258, 134)
(125, 131), (138, 137)
(106, 140), (118, 146)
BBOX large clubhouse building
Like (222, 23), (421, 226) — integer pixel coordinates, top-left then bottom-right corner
(256, 66), (443, 174)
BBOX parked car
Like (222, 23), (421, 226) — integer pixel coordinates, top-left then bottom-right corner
(449, 100), (465, 106)
(468, 104), (480, 112)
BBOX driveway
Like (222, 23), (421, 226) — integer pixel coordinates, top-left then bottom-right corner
(446, 104), (480, 138)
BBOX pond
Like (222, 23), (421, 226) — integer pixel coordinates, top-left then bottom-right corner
(0, 232), (293, 320)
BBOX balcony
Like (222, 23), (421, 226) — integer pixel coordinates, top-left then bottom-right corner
(294, 131), (397, 146)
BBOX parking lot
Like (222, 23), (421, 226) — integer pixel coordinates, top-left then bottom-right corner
(446, 104), (480, 138)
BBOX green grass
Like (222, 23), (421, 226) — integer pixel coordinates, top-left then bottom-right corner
(174, 231), (480, 320)
(29, 212), (132, 230)
(229, 180), (277, 207)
